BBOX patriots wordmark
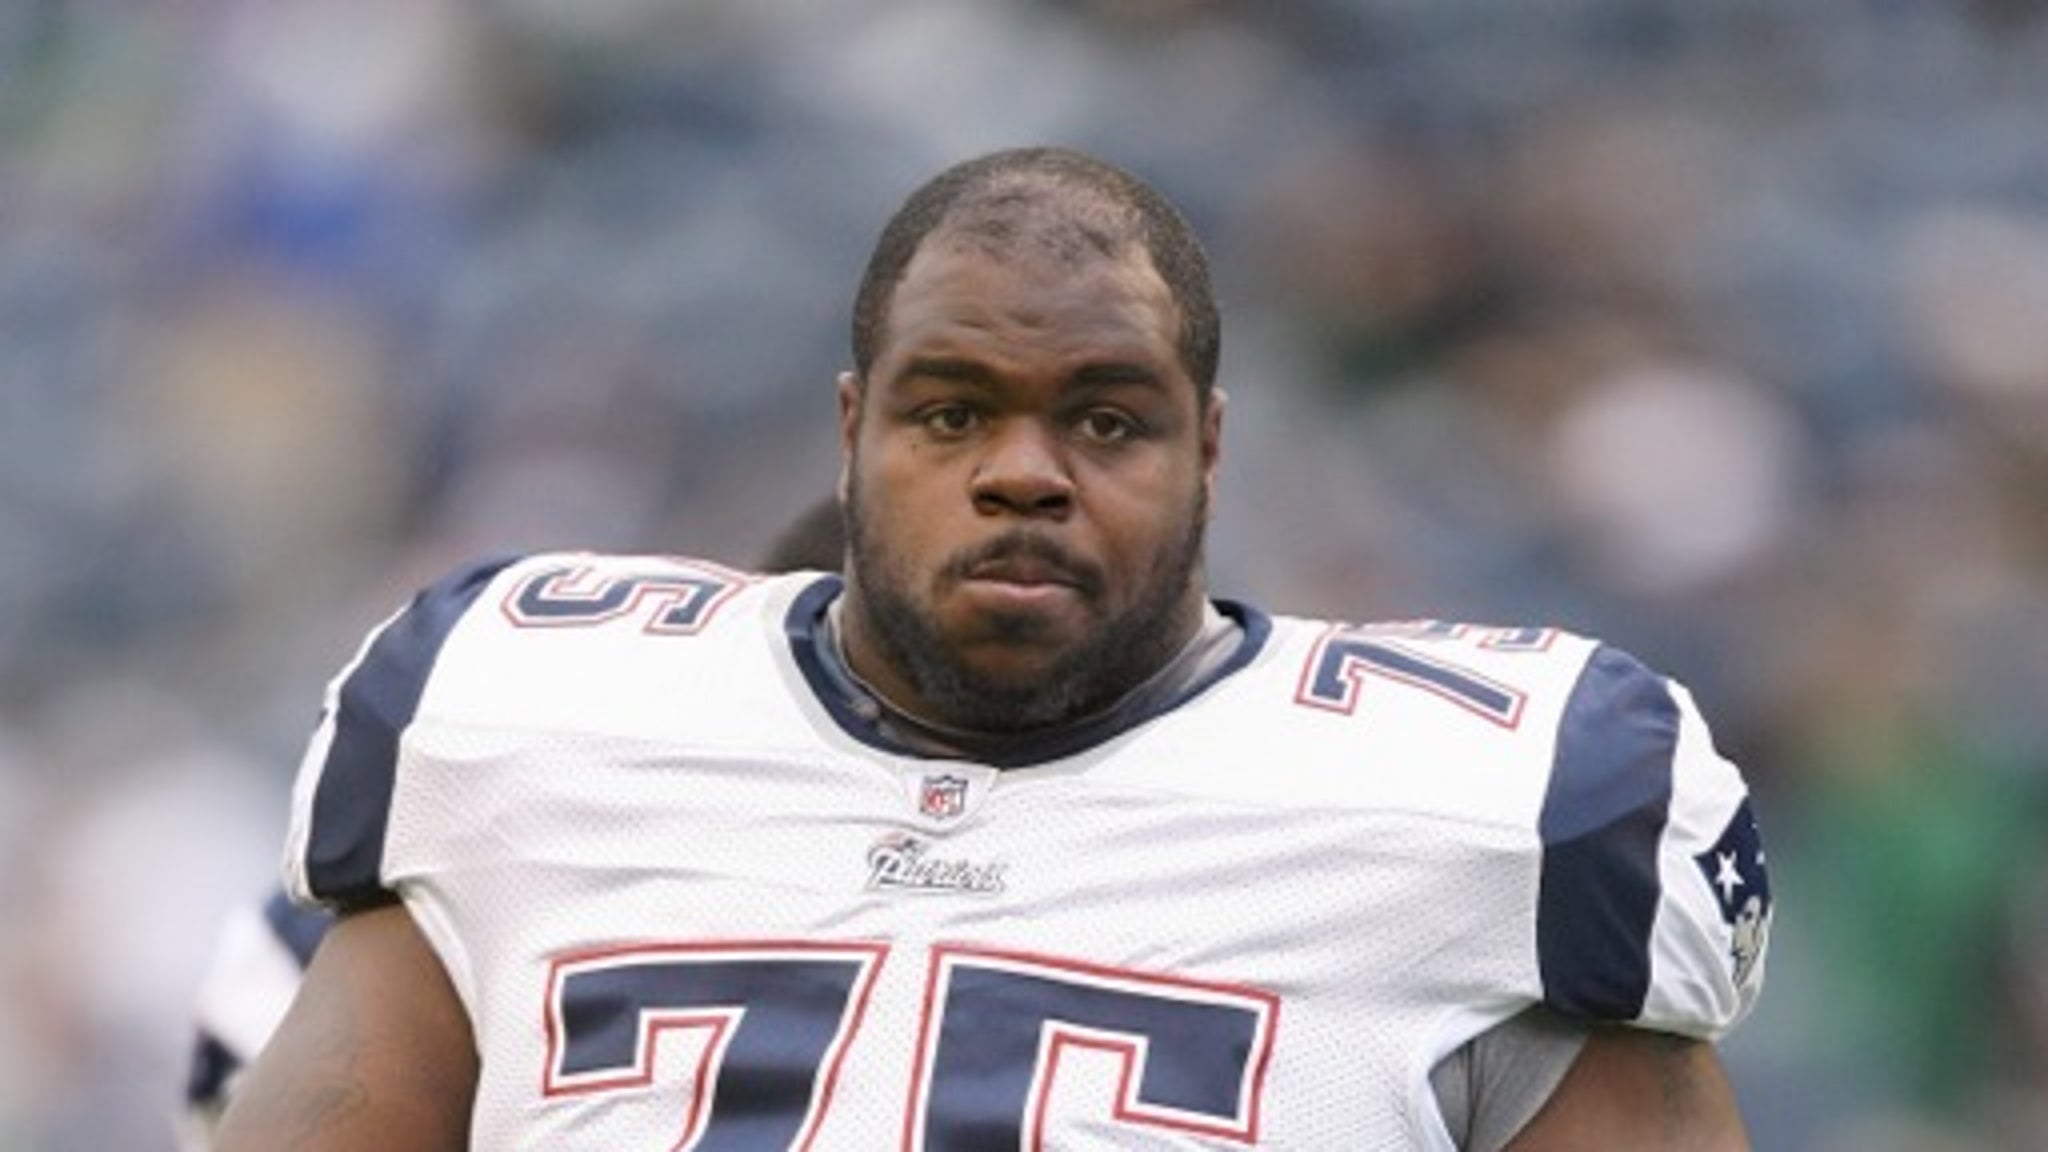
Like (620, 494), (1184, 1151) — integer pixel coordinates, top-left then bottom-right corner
(865, 834), (1007, 895)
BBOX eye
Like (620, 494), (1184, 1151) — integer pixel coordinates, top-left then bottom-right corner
(1076, 407), (1141, 446)
(919, 403), (981, 438)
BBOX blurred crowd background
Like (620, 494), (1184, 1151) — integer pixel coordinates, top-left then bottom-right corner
(2, 2), (2046, 1149)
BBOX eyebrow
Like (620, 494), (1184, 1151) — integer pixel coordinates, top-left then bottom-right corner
(1068, 361), (1165, 390)
(898, 356), (1165, 392)
(899, 356), (998, 387)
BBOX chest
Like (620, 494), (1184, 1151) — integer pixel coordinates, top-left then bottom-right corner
(389, 737), (1537, 1149)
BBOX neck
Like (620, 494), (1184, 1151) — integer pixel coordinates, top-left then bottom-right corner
(826, 592), (1234, 761)
(839, 573), (1211, 722)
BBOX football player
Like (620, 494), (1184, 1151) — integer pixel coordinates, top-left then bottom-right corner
(218, 147), (1770, 1150)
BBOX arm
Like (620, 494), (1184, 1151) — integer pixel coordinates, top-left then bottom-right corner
(1503, 649), (1768, 1150)
(1503, 1026), (1750, 1152)
(213, 904), (477, 1152)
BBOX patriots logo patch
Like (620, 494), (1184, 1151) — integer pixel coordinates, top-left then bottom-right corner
(1693, 799), (1772, 989)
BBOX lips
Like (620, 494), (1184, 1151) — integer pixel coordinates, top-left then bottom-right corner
(967, 556), (1077, 586)
(949, 536), (1096, 597)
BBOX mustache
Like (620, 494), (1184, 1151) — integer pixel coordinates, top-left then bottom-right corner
(941, 532), (1102, 594)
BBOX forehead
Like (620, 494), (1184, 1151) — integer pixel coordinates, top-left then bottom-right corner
(876, 236), (1185, 375)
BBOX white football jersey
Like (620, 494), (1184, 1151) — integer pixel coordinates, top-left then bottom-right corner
(283, 552), (1771, 1150)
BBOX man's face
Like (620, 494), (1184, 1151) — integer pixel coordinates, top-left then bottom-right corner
(837, 237), (1222, 732)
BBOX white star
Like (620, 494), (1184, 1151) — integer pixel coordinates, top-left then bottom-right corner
(1714, 851), (1745, 903)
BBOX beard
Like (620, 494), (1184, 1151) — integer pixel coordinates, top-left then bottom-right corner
(843, 475), (1207, 733)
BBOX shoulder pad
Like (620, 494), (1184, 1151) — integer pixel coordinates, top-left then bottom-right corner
(285, 554), (524, 908)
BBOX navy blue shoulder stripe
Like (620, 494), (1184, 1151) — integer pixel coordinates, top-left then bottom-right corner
(304, 554), (522, 908)
(1536, 644), (1678, 1022)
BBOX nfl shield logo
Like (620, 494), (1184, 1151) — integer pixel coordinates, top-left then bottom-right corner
(918, 774), (969, 820)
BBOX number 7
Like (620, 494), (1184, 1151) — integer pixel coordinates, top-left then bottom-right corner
(544, 942), (887, 1151)
(1295, 621), (1554, 728)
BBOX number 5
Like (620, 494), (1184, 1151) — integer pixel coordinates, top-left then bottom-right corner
(909, 945), (1279, 1149)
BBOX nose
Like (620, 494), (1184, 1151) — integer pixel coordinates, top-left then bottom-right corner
(970, 420), (1074, 519)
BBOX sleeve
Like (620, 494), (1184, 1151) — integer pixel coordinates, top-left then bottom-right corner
(281, 555), (522, 911)
(1533, 644), (1772, 1040)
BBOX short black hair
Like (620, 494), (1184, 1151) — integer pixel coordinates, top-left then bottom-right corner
(850, 146), (1219, 399)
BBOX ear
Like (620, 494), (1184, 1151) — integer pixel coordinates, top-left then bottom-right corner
(836, 371), (863, 504)
(1200, 388), (1227, 516)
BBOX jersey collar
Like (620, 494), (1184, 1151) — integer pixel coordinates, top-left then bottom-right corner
(783, 575), (1271, 768)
